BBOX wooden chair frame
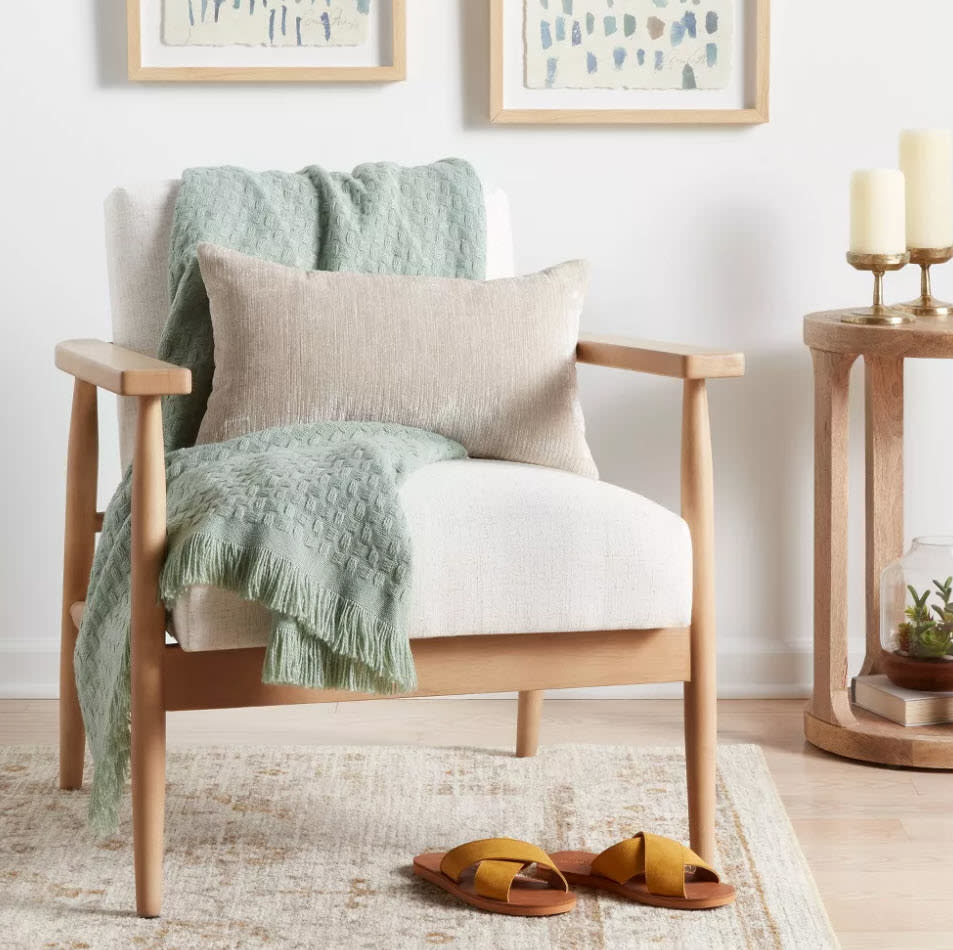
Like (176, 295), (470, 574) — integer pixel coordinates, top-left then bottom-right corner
(55, 335), (744, 918)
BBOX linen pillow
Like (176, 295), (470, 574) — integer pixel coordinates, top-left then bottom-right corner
(195, 244), (597, 478)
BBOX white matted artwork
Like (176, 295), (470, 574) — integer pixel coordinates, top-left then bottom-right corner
(490, 0), (769, 125)
(127, 0), (405, 80)
(163, 0), (371, 48)
(524, 0), (733, 91)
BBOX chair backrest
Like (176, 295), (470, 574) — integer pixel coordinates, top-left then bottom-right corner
(104, 180), (516, 468)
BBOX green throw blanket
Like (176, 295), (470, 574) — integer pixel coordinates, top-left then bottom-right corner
(76, 160), (485, 833)
(161, 160), (486, 450)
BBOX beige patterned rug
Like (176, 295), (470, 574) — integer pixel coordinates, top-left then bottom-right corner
(0, 744), (836, 949)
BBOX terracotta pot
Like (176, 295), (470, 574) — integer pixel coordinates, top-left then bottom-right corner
(881, 649), (953, 692)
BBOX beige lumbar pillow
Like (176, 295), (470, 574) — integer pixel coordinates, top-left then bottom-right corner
(196, 243), (597, 478)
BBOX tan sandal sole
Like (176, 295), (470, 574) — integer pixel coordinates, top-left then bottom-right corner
(413, 853), (577, 917)
(545, 852), (736, 910)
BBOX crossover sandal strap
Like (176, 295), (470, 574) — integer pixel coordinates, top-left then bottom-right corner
(589, 832), (720, 898)
(440, 838), (569, 903)
(472, 859), (531, 903)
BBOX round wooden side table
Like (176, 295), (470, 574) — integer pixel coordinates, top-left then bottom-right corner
(804, 311), (953, 768)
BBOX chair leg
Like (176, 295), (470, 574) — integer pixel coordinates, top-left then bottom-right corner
(131, 687), (166, 919)
(131, 395), (168, 918)
(681, 379), (717, 864)
(683, 678), (716, 863)
(60, 379), (98, 790)
(516, 690), (544, 758)
(59, 632), (86, 790)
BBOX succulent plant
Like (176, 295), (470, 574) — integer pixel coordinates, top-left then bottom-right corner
(895, 577), (953, 660)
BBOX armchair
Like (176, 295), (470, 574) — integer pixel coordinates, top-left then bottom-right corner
(56, 183), (744, 918)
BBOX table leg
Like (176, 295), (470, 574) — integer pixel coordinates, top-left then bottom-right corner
(860, 356), (904, 677)
(809, 349), (857, 725)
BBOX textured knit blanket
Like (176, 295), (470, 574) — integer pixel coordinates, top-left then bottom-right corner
(76, 161), (485, 832)
(160, 161), (486, 450)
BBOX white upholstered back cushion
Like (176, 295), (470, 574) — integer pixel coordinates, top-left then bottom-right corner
(104, 179), (516, 468)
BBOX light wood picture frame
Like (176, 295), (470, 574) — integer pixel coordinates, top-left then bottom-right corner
(127, 0), (406, 82)
(490, 0), (770, 125)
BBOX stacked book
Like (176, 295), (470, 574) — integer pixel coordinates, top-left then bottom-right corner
(852, 675), (953, 727)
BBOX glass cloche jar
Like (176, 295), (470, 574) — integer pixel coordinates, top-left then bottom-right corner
(881, 537), (953, 691)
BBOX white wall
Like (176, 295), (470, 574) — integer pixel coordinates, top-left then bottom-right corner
(4, 0), (953, 699)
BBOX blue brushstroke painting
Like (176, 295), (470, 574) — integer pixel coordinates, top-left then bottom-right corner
(524, 0), (732, 91)
(165, 0), (370, 46)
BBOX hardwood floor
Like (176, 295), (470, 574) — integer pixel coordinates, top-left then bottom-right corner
(2, 697), (951, 948)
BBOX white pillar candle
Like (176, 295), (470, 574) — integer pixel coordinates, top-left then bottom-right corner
(850, 170), (906, 255)
(899, 129), (953, 249)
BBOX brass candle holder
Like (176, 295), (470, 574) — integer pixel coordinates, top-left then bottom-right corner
(898, 246), (953, 317)
(842, 251), (913, 326)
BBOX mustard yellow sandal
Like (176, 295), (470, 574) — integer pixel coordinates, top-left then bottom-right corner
(412, 837), (577, 917)
(544, 831), (736, 910)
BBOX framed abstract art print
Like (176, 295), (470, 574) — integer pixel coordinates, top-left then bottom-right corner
(127, 0), (406, 81)
(490, 0), (770, 125)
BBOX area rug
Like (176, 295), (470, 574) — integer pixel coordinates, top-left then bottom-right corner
(0, 744), (836, 949)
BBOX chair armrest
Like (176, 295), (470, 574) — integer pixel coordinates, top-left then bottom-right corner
(55, 339), (191, 396)
(576, 334), (745, 380)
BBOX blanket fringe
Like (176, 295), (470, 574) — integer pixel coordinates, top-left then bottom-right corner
(160, 533), (417, 695)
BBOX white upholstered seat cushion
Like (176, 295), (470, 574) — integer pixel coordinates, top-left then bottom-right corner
(170, 459), (692, 651)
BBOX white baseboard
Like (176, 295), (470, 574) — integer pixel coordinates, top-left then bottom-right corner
(0, 636), (860, 701)
(1, 638), (61, 699)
